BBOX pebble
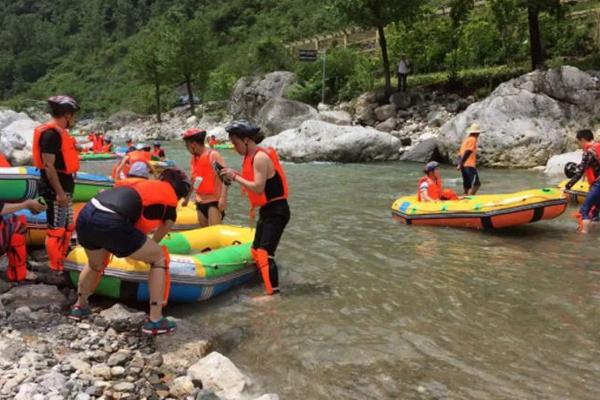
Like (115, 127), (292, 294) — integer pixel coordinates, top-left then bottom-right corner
(75, 393), (91, 400)
(91, 363), (112, 379)
(112, 381), (135, 392)
(107, 351), (130, 366)
(147, 352), (163, 368)
(169, 375), (195, 398)
(111, 366), (125, 377)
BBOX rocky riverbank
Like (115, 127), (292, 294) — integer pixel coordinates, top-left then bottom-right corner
(0, 254), (277, 400)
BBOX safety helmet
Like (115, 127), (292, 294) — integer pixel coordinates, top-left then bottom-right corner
(104, 135), (112, 143)
(159, 168), (191, 199)
(225, 120), (261, 138)
(182, 128), (207, 140)
(424, 161), (440, 173)
(153, 141), (161, 147)
(136, 143), (151, 151)
(47, 95), (80, 116)
(564, 162), (577, 179)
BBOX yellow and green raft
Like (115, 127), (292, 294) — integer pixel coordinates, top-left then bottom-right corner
(391, 188), (568, 229)
(558, 179), (588, 204)
(64, 225), (258, 303)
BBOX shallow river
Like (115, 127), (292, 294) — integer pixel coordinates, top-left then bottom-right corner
(84, 143), (600, 400)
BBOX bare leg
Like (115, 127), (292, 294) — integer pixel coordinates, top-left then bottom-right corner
(207, 206), (223, 226)
(469, 185), (481, 196)
(580, 219), (591, 234)
(128, 238), (166, 321)
(196, 209), (209, 228)
(76, 248), (110, 308)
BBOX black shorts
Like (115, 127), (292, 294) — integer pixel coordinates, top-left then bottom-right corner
(76, 202), (147, 258)
(461, 167), (481, 192)
(253, 199), (291, 256)
(195, 201), (225, 220)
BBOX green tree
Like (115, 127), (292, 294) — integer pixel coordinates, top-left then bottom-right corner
(330, 0), (422, 93)
(523, 0), (561, 70)
(129, 24), (170, 122)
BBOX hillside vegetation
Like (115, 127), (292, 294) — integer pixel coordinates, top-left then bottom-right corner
(0, 0), (598, 116)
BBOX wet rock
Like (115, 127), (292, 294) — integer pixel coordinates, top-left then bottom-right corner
(154, 320), (213, 371)
(99, 304), (145, 332)
(187, 352), (247, 400)
(262, 120), (401, 163)
(2, 284), (67, 312)
(170, 375), (195, 398)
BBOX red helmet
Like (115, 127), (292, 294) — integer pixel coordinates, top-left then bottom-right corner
(182, 128), (207, 140)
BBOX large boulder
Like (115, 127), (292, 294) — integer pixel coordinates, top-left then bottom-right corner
(319, 110), (352, 126)
(353, 91), (378, 125)
(438, 66), (600, 168)
(544, 150), (582, 175)
(0, 284), (67, 312)
(106, 110), (142, 128)
(257, 98), (319, 137)
(0, 109), (38, 165)
(228, 71), (297, 120)
(400, 138), (442, 163)
(262, 120), (401, 162)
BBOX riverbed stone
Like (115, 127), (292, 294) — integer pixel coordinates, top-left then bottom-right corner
(107, 350), (130, 366)
(112, 381), (135, 392)
(14, 382), (41, 400)
(66, 355), (91, 374)
(170, 375), (195, 398)
(37, 371), (67, 393)
(2, 284), (67, 312)
(375, 117), (397, 133)
(319, 110), (352, 126)
(99, 304), (145, 331)
(389, 92), (412, 110)
(374, 104), (396, 121)
(187, 352), (247, 400)
(91, 363), (112, 379)
(253, 395), (280, 400)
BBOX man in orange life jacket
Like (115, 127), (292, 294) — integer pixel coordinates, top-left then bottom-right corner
(221, 120), (290, 295)
(92, 132), (105, 153)
(417, 162), (459, 202)
(181, 128), (228, 227)
(32, 95), (81, 272)
(69, 168), (191, 335)
(565, 129), (600, 234)
(152, 142), (166, 160)
(208, 135), (219, 148)
(0, 199), (46, 281)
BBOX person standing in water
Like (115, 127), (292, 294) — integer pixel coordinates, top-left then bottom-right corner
(69, 168), (191, 335)
(181, 128), (228, 227)
(221, 120), (290, 295)
(565, 129), (600, 234)
(457, 123), (483, 195)
(32, 95), (81, 273)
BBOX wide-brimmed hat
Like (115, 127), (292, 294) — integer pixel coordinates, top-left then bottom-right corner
(467, 123), (484, 134)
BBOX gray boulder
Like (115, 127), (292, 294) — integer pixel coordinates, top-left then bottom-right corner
(389, 92), (412, 110)
(229, 71), (297, 119)
(1, 284), (67, 312)
(375, 117), (397, 133)
(257, 98), (319, 136)
(0, 109), (38, 165)
(374, 104), (396, 121)
(262, 120), (401, 163)
(106, 111), (142, 128)
(319, 110), (352, 126)
(188, 352), (248, 400)
(426, 110), (446, 128)
(438, 66), (600, 168)
(353, 91), (377, 125)
(400, 138), (441, 163)
(544, 150), (582, 175)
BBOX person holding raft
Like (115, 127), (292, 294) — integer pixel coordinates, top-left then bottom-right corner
(564, 129), (600, 234)
(32, 95), (81, 273)
(418, 162), (459, 202)
(69, 168), (191, 335)
(457, 122), (483, 195)
(220, 120), (290, 295)
(181, 128), (229, 227)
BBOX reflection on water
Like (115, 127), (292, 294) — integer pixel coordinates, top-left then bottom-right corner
(81, 144), (600, 399)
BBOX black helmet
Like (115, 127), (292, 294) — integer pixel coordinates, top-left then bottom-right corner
(47, 95), (80, 116)
(225, 120), (261, 138)
(564, 162), (578, 179)
(159, 168), (191, 199)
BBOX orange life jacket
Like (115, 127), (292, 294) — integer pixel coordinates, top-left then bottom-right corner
(92, 135), (104, 153)
(583, 142), (600, 183)
(152, 148), (162, 158)
(417, 176), (442, 201)
(101, 144), (113, 153)
(119, 180), (178, 234)
(114, 177), (146, 187)
(121, 150), (152, 177)
(32, 120), (80, 174)
(208, 138), (218, 148)
(241, 147), (289, 208)
(190, 149), (218, 196)
(0, 153), (10, 167)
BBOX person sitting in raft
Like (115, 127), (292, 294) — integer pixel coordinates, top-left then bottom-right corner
(114, 161), (150, 187)
(418, 161), (459, 202)
(220, 120), (290, 295)
(113, 143), (154, 181)
(126, 138), (135, 152)
(0, 199), (47, 281)
(152, 142), (166, 160)
(69, 168), (191, 335)
(181, 128), (228, 227)
(102, 136), (113, 153)
(564, 129), (600, 234)
(208, 135), (219, 148)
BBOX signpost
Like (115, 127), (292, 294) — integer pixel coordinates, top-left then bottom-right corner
(298, 49), (327, 104)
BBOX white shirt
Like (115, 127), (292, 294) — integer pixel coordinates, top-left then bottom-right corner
(398, 60), (409, 74)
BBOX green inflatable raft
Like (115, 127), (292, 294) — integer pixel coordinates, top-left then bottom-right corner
(80, 153), (119, 161)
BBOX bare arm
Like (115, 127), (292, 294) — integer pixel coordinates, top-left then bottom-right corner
(41, 153), (65, 197)
(233, 152), (270, 194)
(153, 220), (174, 243)
(1, 199), (46, 215)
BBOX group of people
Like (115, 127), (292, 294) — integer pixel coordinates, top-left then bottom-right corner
(0, 95), (291, 335)
(85, 132), (113, 153)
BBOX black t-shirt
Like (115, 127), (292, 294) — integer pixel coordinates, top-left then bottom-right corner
(95, 186), (177, 224)
(38, 129), (75, 195)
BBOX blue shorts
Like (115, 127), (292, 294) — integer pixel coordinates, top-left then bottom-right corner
(461, 167), (481, 192)
(580, 180), (600, 221)
(76, 202), (147, 258)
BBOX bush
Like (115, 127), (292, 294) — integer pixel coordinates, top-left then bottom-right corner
(204, 64), (239, 101)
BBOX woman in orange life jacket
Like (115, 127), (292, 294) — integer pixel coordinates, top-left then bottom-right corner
(0, 199), (46, 282)
(417, 161), (459, 202)
(564, 129), (600, 234)
(69, 168), (191, 335)
(181, 128), (228, 227)
(220, 120), (290, 295)
(32, 95), (81, 273)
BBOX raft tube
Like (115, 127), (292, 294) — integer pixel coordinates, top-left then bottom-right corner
(64, 225), (257, 304)
(213, 143), (234, 150)
(558, 179), (588, 204)
(0, 167), (113, 202)
(391, 188), (568, 229)
(80, 153), (119, 161)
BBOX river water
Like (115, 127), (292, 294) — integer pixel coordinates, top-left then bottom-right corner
(83, 143), (600, 400)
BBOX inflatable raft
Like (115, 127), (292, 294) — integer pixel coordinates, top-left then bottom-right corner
(213, 143), (234, 150)
(64, 225), (257, 303)
(0, 167), (113, 202)
(80, 153), (118, 161)
(391, 188), (568, 229)
(558, 179), (588, 204)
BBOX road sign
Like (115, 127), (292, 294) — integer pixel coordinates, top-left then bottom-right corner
(298, 49), (318, 62)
